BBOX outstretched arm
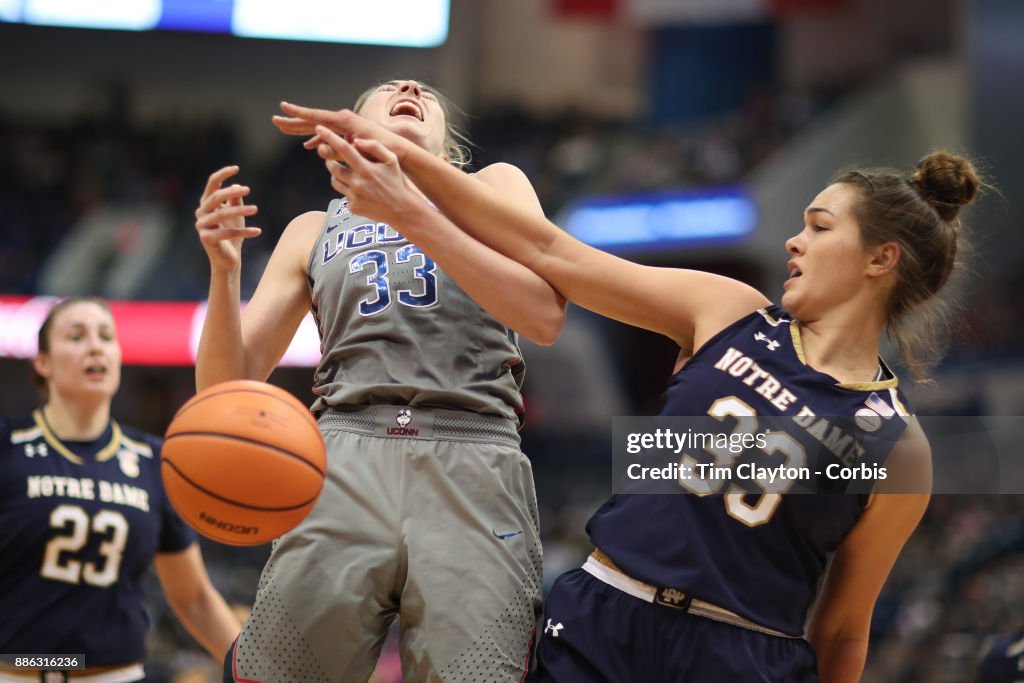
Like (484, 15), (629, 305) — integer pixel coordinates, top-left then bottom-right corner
(275, 105), (766, 351)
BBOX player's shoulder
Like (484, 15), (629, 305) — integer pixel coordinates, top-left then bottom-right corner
(0, 414), (40, 443)
(703, 303), (789, 345)
(473, 161), (527, 184)
(0, 414), (42, 467)
(472, 163), (543, 210)
(117, 422), (161, 460)
(287, 209), (329, 234)
(280, 209), (330, 271)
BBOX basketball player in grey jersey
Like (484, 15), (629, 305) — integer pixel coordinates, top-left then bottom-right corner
(194, 80), (566, 683)
(311, 197), (526, 419)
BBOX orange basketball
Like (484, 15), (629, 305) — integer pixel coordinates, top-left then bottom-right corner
(161, 380), (326, 546)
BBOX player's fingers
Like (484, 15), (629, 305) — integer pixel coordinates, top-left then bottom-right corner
(326, 159), (352, 183)
(281, 103), (364, 139)
(195, 184), (250, 217)
(195, 204), (259, 230)
(331, 176), (350, 197)
(316, 127), (368, 172)
(195, 203), (258, 228)
(326, 160), (352, 192)
(313, 124), (345, 150)
(327, 158), (356, 184)
(201, 165), (240, 200)
(279, 101), (341, 122)
(200, 183), (249, 207)
(302, 135), (321, 150)
(271, 115), (317, 136)
(352, 138), (397, 165)
(199, 226), (262, 244)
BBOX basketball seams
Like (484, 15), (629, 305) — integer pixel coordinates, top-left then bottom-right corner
(161, 460), (320, 512)
(172, 381), (320, 433)
(163, 380), (326, 545)
(164, 431), (326, 477)
(173, 388), (318, 430)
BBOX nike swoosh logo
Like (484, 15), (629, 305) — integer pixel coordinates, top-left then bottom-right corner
(492, 529), (524, 540)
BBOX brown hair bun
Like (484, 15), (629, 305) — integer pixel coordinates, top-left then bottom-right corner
(911, 151), (981, 222)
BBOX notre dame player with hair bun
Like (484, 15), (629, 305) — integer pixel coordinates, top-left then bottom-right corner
(286, 104), (981, 683)
(0, 297), (239, 682)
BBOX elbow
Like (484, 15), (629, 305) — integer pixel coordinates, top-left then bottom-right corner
(165, 590), (201, 624)
(807, 615), (871, 663)
(531, 320), (563, 347)
(522, 304), (566, 347)
(525, 330), (558, 347)
(170, 582), (221, 627)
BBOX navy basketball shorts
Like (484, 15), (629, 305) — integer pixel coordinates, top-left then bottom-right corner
(530, 568), (819, 683)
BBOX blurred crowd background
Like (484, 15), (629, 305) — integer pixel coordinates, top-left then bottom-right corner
(2, 0), (1023, 681)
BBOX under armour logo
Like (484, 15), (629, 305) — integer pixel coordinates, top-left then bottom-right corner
(24, 443), (48, 458)
(545, 618), (564, 637)
(754, 332), (780, 351)
(396, 409), (412, 428)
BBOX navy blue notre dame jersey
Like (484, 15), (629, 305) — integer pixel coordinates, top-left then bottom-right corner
(588, 305), (913, 637)
(0, 411), (195, 666)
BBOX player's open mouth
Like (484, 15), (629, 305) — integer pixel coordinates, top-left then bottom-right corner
(85, 365), (107, 376)
(389, 100), (424, 121)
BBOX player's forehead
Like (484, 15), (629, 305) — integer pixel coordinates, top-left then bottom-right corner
(803, 183), (858, 220)
(50, 301), (115, 330)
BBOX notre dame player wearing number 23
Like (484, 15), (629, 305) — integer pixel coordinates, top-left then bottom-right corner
(0, 298), (238, 682)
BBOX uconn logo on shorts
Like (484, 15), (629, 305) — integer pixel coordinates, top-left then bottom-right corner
(388, 409), (419, 437)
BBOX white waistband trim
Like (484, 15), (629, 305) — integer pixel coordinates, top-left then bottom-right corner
(583, 555), (658, 602)
(582, 556), (798, 639)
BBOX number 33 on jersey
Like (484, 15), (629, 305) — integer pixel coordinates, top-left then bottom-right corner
(307, 199), (528, 423)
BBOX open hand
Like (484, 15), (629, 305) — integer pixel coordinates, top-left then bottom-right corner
(194, 166), (261, 272)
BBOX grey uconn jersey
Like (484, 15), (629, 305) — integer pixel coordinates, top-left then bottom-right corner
(306, 198), (525, 423)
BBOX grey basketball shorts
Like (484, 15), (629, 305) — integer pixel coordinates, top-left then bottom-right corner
(226, 405), (544, 683)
